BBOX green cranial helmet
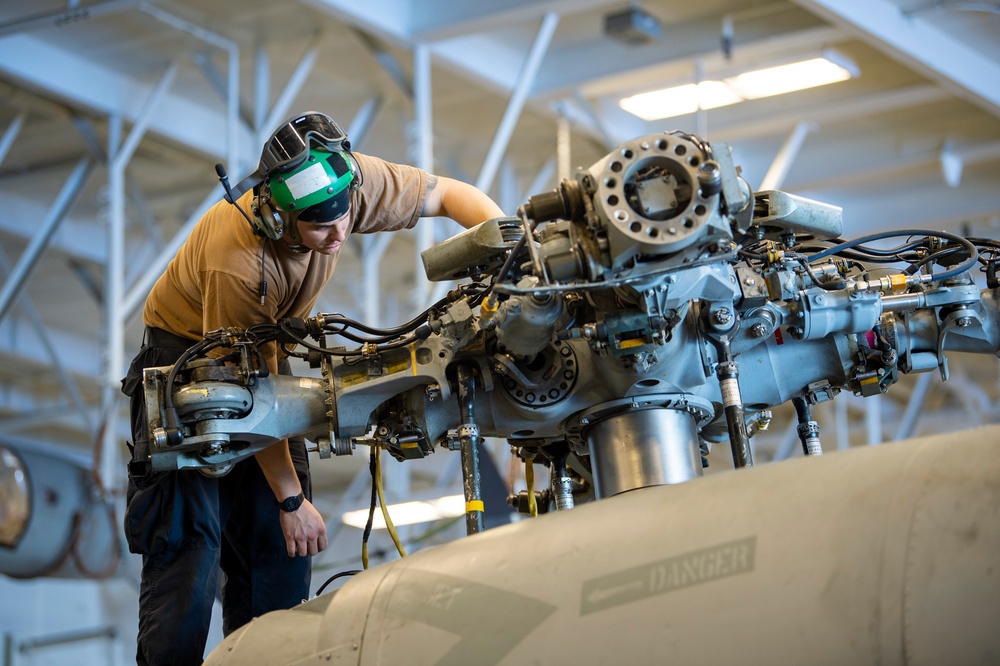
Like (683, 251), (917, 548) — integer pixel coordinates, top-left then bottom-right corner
(268, 148), (355, 222)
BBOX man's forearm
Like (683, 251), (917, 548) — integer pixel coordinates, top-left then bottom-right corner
(255, 440), (302, 500)
(434, 177), (505, 228)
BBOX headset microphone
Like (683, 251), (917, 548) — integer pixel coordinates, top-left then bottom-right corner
(216, 163), (237, 204)
(215, 163), (269, 305)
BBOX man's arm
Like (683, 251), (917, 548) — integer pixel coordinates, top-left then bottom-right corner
(421, 175), (504, 229)
(202, 264), (328, 558)
(251, 345), (328, 557)
(255, 443), (328, 557)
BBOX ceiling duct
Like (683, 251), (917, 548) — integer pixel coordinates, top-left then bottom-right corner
(604, 6), (662, 45)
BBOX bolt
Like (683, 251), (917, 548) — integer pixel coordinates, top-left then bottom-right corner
(744, 277), (756, 286)
(815, 294), (826, 305)
(750, 322), (770, 338)
(957, 316), (973, 328)
(712, 308), (733, 326)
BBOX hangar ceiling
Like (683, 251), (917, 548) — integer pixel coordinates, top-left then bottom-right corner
(0, 0), (998, 497)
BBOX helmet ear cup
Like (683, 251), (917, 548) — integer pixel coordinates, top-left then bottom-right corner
(251, 194), (286, 241)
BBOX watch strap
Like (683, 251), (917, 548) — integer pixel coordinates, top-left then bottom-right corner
(276, 492), (305, 512)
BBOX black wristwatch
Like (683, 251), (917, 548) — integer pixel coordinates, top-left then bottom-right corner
(276, 492), (305, 513)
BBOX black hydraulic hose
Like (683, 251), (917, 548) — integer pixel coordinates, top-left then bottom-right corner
(791, 255), (846, 291)
(313, 284), (487, 342)
(456, 364), (484, 535)
(717, 360), (753, 468)
(797, 245), (920, 264)
(162, 337), (225, 436)
(324, 326), (419, 345)
(319, 309), (430, 337)
(361, 447), (377, 569)
(314, 569), (361, 597)
(278, 319), (423, 356)
(484, 211), (535, 299)
(808, 229), (978, 282)
(903, 247), (963, 275)
(820, 237), (927, 257)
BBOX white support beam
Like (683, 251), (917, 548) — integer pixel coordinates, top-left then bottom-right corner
(103, 56), (178, 490)
(407, 0), (613, 41)
(350, 28), (414, 100)
(122, 185), (223, 321)
(0, 246), (95, 434)
(345, 96), (383, 152)
(0, 157), (94, 323)
(893, 372), (934, 441)
(0, 112), (25, 165)
(759, 121), (817, 191)
(301, 0), (410, 43)
(788, 140), (1000, 191)
(138, 4), (243, 172)
(794, 0), (1000, 117)
(0, 198), (108, 264)
(0, 315), (103, 378)
(361, 234), (393, 326)
(475, 13), (559, 195)
(414, 41), (435, 311)
(0, 0), (142, 37)
(258, 35), (323, 139)
(712, 84), (951, 143)
(520, 154), (557, 205)
(0, 34), (253, 160)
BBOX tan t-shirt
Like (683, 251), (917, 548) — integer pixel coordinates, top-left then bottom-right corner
(143, 153), (427, 362)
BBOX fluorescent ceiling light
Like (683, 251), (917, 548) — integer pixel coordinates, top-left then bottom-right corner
(619, 55), (855, 121)
(620, 80), (743, 120)
(726, 57), (853, 99)
(341, 494), (466, 529)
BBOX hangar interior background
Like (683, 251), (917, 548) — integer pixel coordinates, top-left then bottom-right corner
(0, 0), (998, 662)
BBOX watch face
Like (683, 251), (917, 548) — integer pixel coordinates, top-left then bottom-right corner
(280, 493), (304, 512)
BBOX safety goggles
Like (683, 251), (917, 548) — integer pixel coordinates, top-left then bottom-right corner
(258, 113), (350, 176)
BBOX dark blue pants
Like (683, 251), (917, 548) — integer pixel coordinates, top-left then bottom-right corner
(122, 329), (312, 665)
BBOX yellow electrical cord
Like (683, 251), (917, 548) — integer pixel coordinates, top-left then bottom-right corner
(375, 447), (408, 558)
(525, 459), (538, 517)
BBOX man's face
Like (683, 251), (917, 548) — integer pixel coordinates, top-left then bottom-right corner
(295, 211), (351, 254)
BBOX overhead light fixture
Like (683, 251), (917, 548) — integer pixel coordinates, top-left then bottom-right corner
(620, 80), (743, 120)
(619, 53), (857, 121)
(727, 57), (855, 99)
(341, 494), (466, 530)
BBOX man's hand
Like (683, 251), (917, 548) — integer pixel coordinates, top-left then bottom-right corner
(279, 499), (328, 557)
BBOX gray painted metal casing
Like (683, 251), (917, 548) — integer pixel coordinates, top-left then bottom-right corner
(206, 426), (1000, 665)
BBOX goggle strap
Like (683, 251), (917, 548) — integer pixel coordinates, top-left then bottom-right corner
(229, 170), (264, 202)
